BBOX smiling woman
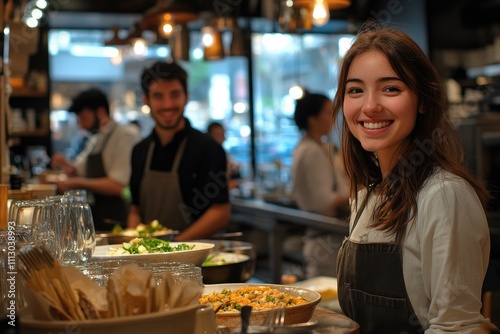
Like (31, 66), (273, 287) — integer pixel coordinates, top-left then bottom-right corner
(343, 50), (419, 175)
(333, 21), (493, 333)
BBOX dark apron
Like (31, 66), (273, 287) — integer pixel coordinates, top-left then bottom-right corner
(336, 198), (424, 334)
(139, 139), (189, 231)
(85, 124), (128, 232)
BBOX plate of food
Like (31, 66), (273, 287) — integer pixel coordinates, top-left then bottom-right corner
(91, 238), (215, 266)
(96, 220), (179, 245)
(199, 283), (321, 330)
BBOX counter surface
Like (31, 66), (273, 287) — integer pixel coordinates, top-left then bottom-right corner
(230, 197), (349, 283)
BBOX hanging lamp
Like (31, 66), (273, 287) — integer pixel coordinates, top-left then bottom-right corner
(141, 0), (198, 37)
(293, 0), (351, 27)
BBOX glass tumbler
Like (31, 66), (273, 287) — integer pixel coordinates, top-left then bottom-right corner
(55, 196), (96, 265)
(31, 200), (63, 261)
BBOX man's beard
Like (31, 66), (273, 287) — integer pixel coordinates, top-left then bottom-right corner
(153, 109), (184, 131)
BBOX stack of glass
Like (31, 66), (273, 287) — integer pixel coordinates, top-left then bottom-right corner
(142, 262), (203, 287)
(76, 260), (204, 287)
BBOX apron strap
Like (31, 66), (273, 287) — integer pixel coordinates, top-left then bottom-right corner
(172, 138), (187, 171)
(145, 142), (155, 171)
(91, 122), (117, 154)
(145, 138), (187, 172)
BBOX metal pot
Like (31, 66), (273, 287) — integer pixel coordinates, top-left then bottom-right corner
(197, 240), (256, 284)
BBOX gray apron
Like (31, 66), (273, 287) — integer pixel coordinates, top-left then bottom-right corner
(336, 196), (424, 333)
(139, 139), (189, 231)
(85, 124), (128, 231)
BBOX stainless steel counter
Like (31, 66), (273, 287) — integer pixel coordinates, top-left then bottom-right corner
(230, 197), (349, 283)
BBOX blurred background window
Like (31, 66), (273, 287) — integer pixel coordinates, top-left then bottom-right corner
(48, 28), (353, 194)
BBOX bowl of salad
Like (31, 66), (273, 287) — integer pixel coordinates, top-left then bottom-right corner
(91, 237), (215, 266)
(96, 220), (179, 245)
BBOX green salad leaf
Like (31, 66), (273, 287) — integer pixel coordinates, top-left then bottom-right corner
(120, 238), (193, 254)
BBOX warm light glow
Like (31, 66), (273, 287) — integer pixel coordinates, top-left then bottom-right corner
(311, 0), (330, 27)
(110, 48), (123, 66)
(132, 38), (148, 56)
(159, 14), (174, 38)
(202, 26), (215, 47)
(141, 105), (151, 114)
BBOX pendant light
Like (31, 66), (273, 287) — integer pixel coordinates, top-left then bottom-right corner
(229, 20), (246, 57)
(203, 26), (225, 61)
(124, 22), (148, 57)
(170, 24), (190, 61)
(311, 0), (329, 26)
(293, 0), (351, 27)
(141, 0), (197, 39)
(201, 16), (229, 61)
(158, 13), (175, 38)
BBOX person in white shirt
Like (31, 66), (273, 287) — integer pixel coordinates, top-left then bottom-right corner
(51, 88), (142, 231)
(291, 92), (349, 278)
(333, 22), (495, 332)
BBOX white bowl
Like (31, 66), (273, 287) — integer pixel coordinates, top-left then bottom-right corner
(201, 283), (321, 330)
(91, 242), (215, 266)
(18, 303), (199, 334)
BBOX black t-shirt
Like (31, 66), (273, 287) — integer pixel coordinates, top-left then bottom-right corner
(129, 118), (229, 222)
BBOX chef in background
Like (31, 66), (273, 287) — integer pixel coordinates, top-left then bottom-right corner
(51, 88), (142, 231)
(127, 61), (230, 241)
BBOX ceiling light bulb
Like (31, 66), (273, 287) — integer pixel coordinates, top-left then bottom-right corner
(31, 8), (43, 19)
(35, 0), (47, 9)
(311, 0), (330, 27)
(132, 38), (147, 56)
(159, 14), (174, 38)
(202, 26), (215, 47)
(110, 48), (123, 66)
(25, 17), (39, 28)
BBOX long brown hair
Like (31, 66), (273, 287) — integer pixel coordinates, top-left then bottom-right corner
(332, 22), (490, 234)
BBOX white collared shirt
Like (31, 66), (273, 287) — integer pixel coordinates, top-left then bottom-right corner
(348, 168), (491, 332)
(73, 121), (141, 184)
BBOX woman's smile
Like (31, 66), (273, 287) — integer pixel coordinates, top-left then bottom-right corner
(343, 50), (418, 172)
(360, 120), (393, 130)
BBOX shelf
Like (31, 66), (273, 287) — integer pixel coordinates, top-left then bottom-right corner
(10, 87), (48, 97)
(10, 129), (49, 137)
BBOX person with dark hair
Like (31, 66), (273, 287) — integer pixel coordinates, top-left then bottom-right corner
(207, 121), (241, 189)
(291, 92), (349, 278)
(128, 61), (230, 241)
(334, 22), (494, 332)
(50, 87), (141, 231)
(207, 122), (225, 146)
